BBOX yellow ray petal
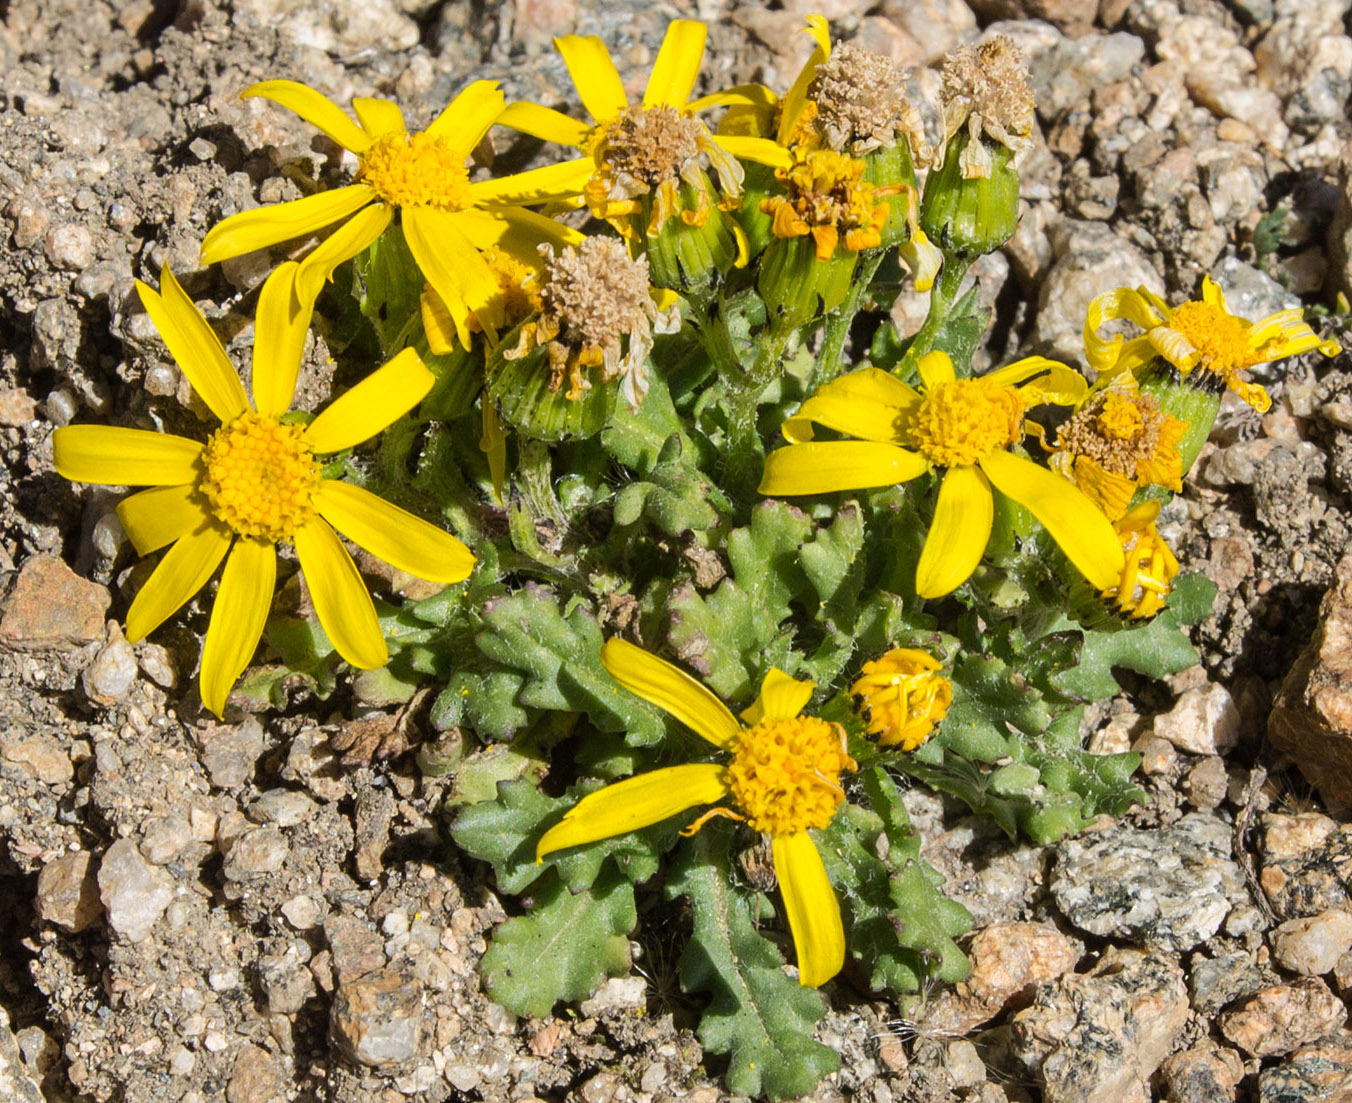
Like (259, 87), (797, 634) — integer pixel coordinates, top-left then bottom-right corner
(916, 349), (955, 391)
(782, 367), (920, 444)
(293, 518), (386, 669)
(469, 159), (595, 206)
(53, 426), (203, 487)
(303, 347), (433, 455)
(314, 480), (475, 584)
(712, 134), (794, 169)
(740, 668), (814, 726)
(1199, 275), (1226, 310)
(777, 14), (831, 145)
(644, 20), (707, 109)
(536, 763), (730, 860)
(138, 271), (249, 423)
(124, 520), (232, 642)
(116, 483), (208, 556)
(243, 80), (373, 153)
(555, 35), (629, 122)
(1083, 287), (1162, 375)
(403, 206), (504, 345)
(759, 441), (928, 496)
(351, 97), (405, 139)
(426, 79), (505, 157)
(980, 449), (1124, 591)
(199, 184), (377, 266)
(293, 200), (393, 309)
(453, 204), (585, 253)
(600, 638), (740, 749)
(496, 101), (590, 147)
(915, 464), (993, 599)
(687, 84), (777, 114)
(773, 832), (845, 988)
(199, 536), (275, 718)
(251, 262), (310, 418)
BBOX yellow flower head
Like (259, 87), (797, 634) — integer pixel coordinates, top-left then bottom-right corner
(761, 350), (1124, 598)
(199, 80), (582, 349)
(503, 237), (681, 409)
(1050, 378), (1185, 521)
(1101, 502), (1179, 620)
(494, 21), (791, 235)
(52, 265), (475, 717)
(1085, 276), (1342, 413)
(536, 639), (854, 987)
(760, 148), (895, 260)
(851, 649), (952, 751)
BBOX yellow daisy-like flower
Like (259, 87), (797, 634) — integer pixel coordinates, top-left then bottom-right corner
(52, 265), (475, 717)
(494, 20), (791, 233)
(1049, 378), (1185, 522)
(759, 350), (1124, 599)
(537, 638), (854, 988)
(850, 648), (952, 751)
(200, 80), (581, 349)
(1085, 276), (1342, 413)
(1101, 502), (1179, 620)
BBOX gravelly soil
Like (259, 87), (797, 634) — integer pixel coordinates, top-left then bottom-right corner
(2, 0), (1352, 1101)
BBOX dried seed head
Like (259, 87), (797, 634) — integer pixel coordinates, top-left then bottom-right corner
(939, 36), (1034, 178)
(809, 43), (929, 163)
(601, 106), (706, 188)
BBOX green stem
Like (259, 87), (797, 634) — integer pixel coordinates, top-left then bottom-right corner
(507, 439), (568, 567)
(900, 254), (971, 375)
(721, 319), (795, 500)
(813, 250), (887, 390)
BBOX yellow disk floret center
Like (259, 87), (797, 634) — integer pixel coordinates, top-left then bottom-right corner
(1096, 392), (1145, 440)
(911, 378), (1025, 468)
(199, 412), (321, 541)
(359, 131), (474, 210)
(724, 716), (854, 836)
(1167, 301), (1253, 376)
(762, 149), (892, 260)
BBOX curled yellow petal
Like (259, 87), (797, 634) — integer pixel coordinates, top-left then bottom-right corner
(980, 449), (1124, 590)
(600, 638), (740, 750)
(292, 518), (386, 670)
(303, 348), (433, 455)
(915, 464), (993, 599)
(199, 537), (275, 718)
(536, 763), (730, 861)
(54, 426), (203, 487)
(314, 480), (475, 585)
(760, 441), (928, 497)
(740, 669), (814, 726)
(773, 832), (845, 988)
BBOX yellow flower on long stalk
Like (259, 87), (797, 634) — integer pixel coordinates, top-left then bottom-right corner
(494, 21), (790, 232)
(1085, 276), (1341, 413)
(200, 80), (580, 348)
(759, 350), (1124, 599)
(52, 265), (475, 717)
(537, 639), (854, 988)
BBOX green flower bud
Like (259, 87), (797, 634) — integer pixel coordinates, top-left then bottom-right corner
(919, 133), (1019, 258)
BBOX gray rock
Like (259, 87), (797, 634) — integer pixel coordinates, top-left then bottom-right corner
(222, 825), (288, 880)
(1273, 910), (1352, 976)
(2, 733), (73, 785)
(1184, 756), (1229, 810)
(1052, 814), (1249, 950)
(139, 816), (194, 865)
(1013, 947), (1189, 1103)
(0, 1004), (44, 1103)
(226, 1043), (287, 1103)
(1189, 951), (1280, 1018)
(1035, 221), (1162, 364)
(36, 850), (101, 933)
(198, 717), (265, 790)
(97, 838), (175, 942)
(330, 964), (424, 1068)
(1160, 1043), (1244, 1103)
(247, 790), (317, 827)
(80, 622), (138, 706)
(580, 976), (646, 1017)
(1259, 1033), (1352, 1101)
(259, 946), (317, 1015)
(1258, 813), (1352, 920)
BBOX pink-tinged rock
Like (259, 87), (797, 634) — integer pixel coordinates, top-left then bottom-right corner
(36, 850), (102, 933)
(1219, 979), (1347, 1057)
(0, 556), (110, 651)
(97, 839), (175, 942)
(1273, 910), (1352, 977)
(1153, 684), (1241, 756)
(1270, 550), (1352, 808)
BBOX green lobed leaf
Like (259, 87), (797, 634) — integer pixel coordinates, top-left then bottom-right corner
(669, 829), (838, 1099)
(480, 866), (636, 1018)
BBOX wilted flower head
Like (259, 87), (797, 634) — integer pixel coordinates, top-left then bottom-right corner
(851, 648), (952, 751)
(761, 148), (896, 260)
(939, 37), (1034, 179)
(505, 237), (680, 409)
(1102, 502), (1179, 620)
(809, 42), (929, 162)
